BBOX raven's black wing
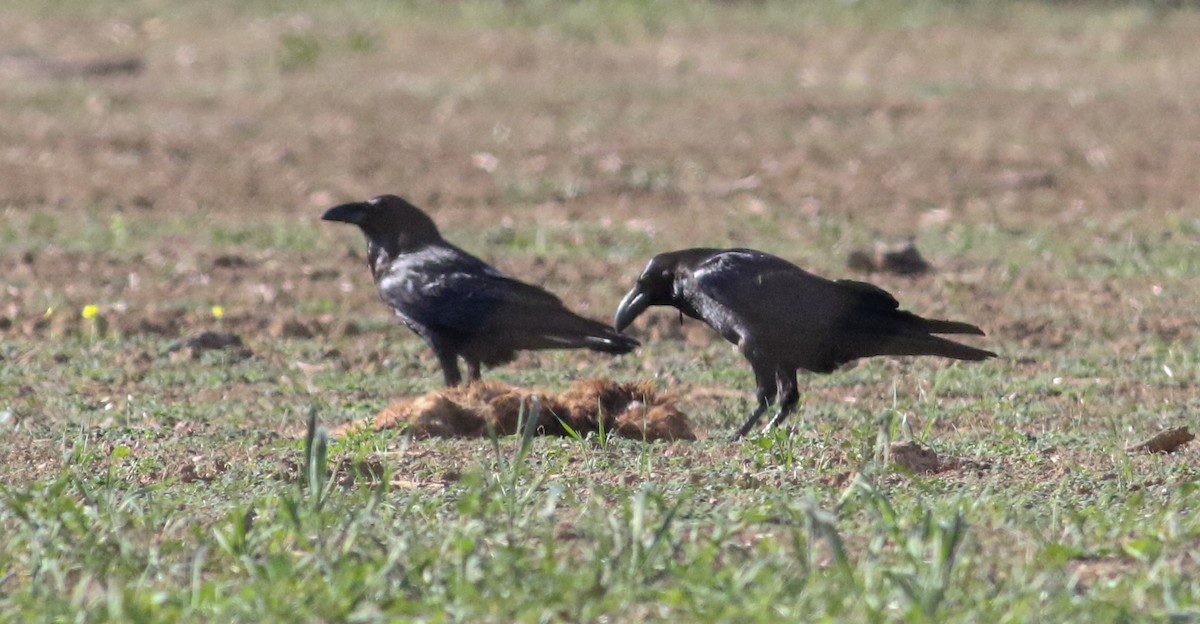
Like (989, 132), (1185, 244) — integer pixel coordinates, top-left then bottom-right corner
(690, 249), (992, 369)
(689, 249), (877, 332)
(379, 245), (635, 353)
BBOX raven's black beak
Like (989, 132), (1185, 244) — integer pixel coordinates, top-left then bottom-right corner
(322, 202), (368, 224)
(614, 286), (651, 332)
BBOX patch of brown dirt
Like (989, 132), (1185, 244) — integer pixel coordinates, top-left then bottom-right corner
(1068, 556), (1143, 594)
(177, 456), (230, 484)
(335, 378), (696, 442)
(998, 318), (1069, 350)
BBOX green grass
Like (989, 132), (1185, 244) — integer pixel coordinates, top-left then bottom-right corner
(4, 262), (1198, 622)
(2, 212), (1197, 620)
(4, 417), (1199, 621)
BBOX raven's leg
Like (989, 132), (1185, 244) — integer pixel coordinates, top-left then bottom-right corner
(763, 368), (800, 432)
(735, 362), (778, 439)
(465, 358), (482, 384)
(433, 347), (463, 387)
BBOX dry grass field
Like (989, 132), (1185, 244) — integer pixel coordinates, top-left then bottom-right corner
(2, 1), (1199, 621)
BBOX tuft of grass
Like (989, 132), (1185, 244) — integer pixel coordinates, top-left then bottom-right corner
(277, 33), (322, 72)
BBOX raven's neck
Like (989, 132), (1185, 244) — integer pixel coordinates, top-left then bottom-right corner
(672, 277), (703, 320)
(675, 298), (704, 321)
(367, 241), (395, 281)
(366, 233), (435, 279)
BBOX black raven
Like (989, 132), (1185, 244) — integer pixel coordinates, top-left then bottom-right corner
(323, 195), (638, 386)
(613, 248), (996, 437)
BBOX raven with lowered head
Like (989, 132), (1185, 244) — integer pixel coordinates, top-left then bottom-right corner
(614, 248), (996, 438)
(323, 195), (638, 386)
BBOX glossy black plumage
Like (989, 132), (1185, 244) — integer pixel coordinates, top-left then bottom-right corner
(614, 248), (996, 437)
(324, 195), (638, 386)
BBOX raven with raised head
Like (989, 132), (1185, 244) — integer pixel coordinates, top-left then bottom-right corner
(323, 195), (638, 386)
(613, 248), (996, 437)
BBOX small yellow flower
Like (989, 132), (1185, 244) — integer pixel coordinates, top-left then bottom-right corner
(81, 305), (99, 319)
(211, 305), (225, 320)
(43, 307), (54, 319)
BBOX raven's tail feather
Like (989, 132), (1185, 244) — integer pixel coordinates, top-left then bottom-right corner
(584, 332), (640, 355)
(879, 334), (997, 361)
(917, 318), (987, 336)
(835, 330), (996, 364)
(538, 317), (640, 355)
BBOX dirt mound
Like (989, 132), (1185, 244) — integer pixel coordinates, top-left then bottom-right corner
(889, 441), (989, 475)
(846, 240), (932, 276)
(1127, 427), (1194, 454)
(335, 378), (695, 442)
(0, 53), (143, 79)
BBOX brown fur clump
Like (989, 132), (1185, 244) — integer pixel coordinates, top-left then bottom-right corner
(889, 441), (990, 475)
(480, 389), (572, 437)
(335, 378), (695, 442)
(556, 378), (695, 442)
(616, 404), (695, 442)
